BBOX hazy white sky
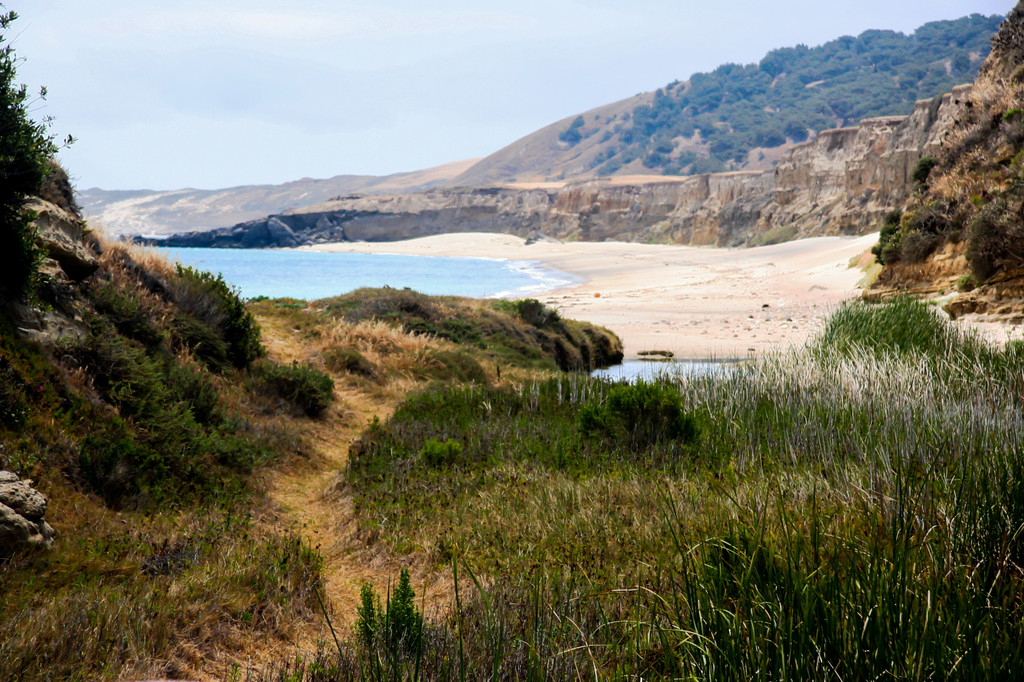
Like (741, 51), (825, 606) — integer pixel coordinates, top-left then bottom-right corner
(10, 1), (1018, 190)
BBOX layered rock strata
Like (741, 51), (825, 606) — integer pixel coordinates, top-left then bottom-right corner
(154, 89), (967, 250)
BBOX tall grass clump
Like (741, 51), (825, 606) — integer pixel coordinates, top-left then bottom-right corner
(813, 295), (978, 359)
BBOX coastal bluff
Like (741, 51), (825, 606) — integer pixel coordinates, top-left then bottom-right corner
(153, 87), (968, 250)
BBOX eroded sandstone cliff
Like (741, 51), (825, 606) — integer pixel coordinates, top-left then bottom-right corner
(154, 86), (968, 250)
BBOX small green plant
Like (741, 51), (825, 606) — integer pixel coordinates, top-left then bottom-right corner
(580, 380), (699, 451)
(355, 582), (381, 649)
(912, 155), (939, 186)
(420, 438), (463, 467)
(956, 272), (977, 292)
(354, 568), (423, 657)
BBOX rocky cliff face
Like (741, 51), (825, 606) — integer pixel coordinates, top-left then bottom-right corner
(154, 89), (966, 250)
(869, 3), (1024, 321)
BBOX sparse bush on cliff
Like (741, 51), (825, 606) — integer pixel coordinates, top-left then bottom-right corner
(558, 115), (585, 145)
(966, 195), (1024, 280)
(871, 209), (903, 264)
(912, 156), (939, 186)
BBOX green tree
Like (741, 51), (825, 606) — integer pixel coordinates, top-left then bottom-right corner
(0, 8), (68, 299)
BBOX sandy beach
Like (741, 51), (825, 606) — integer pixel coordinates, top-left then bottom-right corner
(301, 232), (885, 359)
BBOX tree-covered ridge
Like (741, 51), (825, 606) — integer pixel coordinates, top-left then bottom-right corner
(589, 13), (1004, 176)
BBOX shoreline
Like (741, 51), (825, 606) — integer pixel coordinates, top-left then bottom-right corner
(299, 233), (882, 359)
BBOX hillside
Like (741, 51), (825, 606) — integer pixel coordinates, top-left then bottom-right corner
(454, 14), (1004, 186)
(79, 158), (478, 238)
(870, 4), (1024, 322)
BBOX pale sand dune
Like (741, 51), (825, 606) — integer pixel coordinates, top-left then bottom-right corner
(301, 233), (881, 359)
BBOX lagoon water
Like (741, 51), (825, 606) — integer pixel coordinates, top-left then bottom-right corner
(591, 359), (739, 382)
(157, 247), (578, 300)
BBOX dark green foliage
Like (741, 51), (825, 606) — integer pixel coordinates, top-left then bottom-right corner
(89, 281), (165, 348)
(355, 582), (380, 650)
(169, 311), (231, 371)
(912, 155), (939, 185)
(387, 569), (423, 653)
(872, 204), (953, 265)
(172, 265), (264, 369)
(599, 15), (1002, 174)
(0, 355), (28, 428)
(249, 360), (334, 417)
(0, 10), (64, 299)
(580, 380), (700, 451)
(69, 317), (267, 507)
(558, 115), (585, 145)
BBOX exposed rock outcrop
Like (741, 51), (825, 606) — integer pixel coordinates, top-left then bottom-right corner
(30, 197), (99, 282)
(0, 470), (56, 554)
(153, 89), (966, 250)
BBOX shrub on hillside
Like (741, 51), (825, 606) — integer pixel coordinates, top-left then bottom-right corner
(966, 197), (1024, 281)
(249, 360), (334, 417)
(0, 10), (65, 299)
(871, 210), (903, 264)
(171, 265), (263, 369)
(70, 317), (263, 507)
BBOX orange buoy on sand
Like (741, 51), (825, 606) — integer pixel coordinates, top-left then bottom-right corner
(594, 293), (601, 298)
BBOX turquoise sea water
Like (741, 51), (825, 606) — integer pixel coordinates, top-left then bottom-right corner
(157, 247), (578, 301)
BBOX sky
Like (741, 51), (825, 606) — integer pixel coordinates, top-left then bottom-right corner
(10, 1), (1019, 191)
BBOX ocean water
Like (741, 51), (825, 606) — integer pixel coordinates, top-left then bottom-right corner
(157, 247), (578, 300)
